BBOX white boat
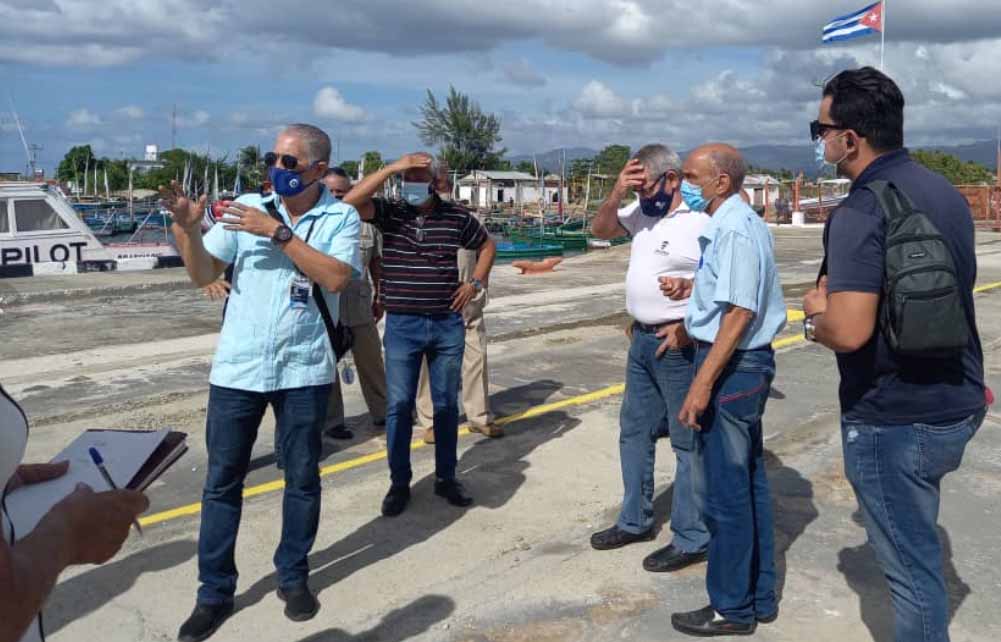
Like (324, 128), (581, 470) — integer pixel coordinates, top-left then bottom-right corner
(0, 181), (179, 277)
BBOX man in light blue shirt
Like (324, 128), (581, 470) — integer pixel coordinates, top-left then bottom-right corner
(661, 144), (786, 638)
(161, 124), (360, 641)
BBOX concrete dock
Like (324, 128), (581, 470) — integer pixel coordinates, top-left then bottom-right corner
(2, 227), (1001, 642)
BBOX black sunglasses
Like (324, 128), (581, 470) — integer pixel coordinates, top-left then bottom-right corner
(810, 120), (846, 142)
(264, 152), (308, 171)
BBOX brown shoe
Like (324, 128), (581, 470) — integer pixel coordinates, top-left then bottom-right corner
(423, 428), (435, 444)
(469, 423), (504, 438)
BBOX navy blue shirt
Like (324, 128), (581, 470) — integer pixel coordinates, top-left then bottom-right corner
(822, 149), (984, 425)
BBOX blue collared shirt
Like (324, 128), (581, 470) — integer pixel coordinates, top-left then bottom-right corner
(685, 194), (787, 349)
(203, 188), (361, 392)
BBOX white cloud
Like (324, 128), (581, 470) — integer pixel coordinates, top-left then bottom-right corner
(313, 86), (367, 123)
(116, 105), (144, 119)
(573, 80), (629, 118)
(66, 108), (102, 129)
(175, 110), (210, 128)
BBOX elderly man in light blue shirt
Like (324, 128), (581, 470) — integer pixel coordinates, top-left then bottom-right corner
(161, 123), (360, 641)
(661, 144), (786, 638)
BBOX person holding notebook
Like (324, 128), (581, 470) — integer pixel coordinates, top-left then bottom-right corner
(0, 384), (149, 642)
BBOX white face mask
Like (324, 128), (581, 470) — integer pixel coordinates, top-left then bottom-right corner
(401, 181), (432, 206)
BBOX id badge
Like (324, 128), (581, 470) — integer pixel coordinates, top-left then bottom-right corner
(290, 274), (311, 309)
(341, 364), (355, 385)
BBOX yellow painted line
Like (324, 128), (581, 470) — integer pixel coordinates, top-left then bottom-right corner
(141, 283), (1001, 528)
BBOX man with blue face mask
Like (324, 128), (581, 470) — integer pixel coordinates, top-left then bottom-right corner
(343, 153), (497, 517)
(162, 124), (361, 641)
(588, 144), (711, 574)
(662, 144), (786, 637)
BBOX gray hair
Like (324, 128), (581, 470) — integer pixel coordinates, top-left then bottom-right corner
(282, 123), (331, 164)
(635, 144), (682, 178)
(708, 149), (747, 193)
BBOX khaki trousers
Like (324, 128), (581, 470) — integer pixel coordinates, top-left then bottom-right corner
(416, 309), (493, 430)
(326, 320), (388, 426)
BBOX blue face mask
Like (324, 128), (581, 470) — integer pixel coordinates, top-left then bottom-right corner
(681, 180), (710, 213)
(401, 181), (433, 206)
(268, 166), (314, 198)
(815, 133), (848, 169)
(639, 175), (674, 218)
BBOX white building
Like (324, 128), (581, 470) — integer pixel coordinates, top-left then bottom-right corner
(742, 174), (783, 209)
(457, 171), (569, 208)
(144, 144), (159, 162)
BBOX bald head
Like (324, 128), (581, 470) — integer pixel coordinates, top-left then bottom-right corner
(683, 144), (747, 213)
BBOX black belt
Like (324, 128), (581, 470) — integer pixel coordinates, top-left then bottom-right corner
(633, 319), (683, 334)
(694, 340), (774, 354)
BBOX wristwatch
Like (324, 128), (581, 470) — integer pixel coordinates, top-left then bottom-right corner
(272, 224), (294, 246)
(470, 278), (484, 292)
(803, 314), (818, 342)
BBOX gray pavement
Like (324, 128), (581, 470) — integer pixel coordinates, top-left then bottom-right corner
(2, 227), (1001, 641)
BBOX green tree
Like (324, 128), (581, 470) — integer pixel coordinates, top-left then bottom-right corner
(339, 160), (359, 178)
(594, 145), (631, 177)
(414, 86), (507, 173)
(912, 150), (995, 185)
(237, 146), (264, 191)
(494, 159), (513, 171)
(515, 160), (536, 175)
(56, 145), (96, 187)
(361, 151), (384, 175)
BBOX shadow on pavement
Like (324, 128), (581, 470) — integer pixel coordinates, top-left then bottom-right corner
(235, 380), (576, 612)
(45, 539), (198, 635)
(837, 511), (969, 642)
(295, 594), (455, 642)
(766, 451), (819, 602)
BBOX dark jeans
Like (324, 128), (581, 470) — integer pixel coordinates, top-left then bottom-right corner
(842, 409), (985, 642)
(384, 312), (465, 486)
(197, 383), (330, 606)
(617, 325), (708, 553)
(692, 343), (777, 623)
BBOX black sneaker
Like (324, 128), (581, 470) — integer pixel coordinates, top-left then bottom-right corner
(433, 479), (473, 507)
(323, 424), (354, 440)
(589, 525), (655, 551)
(381, 484), (411, 517)
(177, 602), (234, 642)
(277, 585), (320, 622)
(643, 544), (707, 572)
(671, 605), (756, 637)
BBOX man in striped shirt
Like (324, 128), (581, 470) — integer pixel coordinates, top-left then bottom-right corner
(344, 153), (496, 517)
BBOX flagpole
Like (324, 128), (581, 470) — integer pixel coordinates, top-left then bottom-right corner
(880, 0), (886, 71)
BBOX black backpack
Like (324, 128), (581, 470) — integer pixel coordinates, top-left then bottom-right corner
(865, 180), (968, 358)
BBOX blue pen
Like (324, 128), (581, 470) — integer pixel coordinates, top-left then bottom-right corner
(88, 447), (143, 536)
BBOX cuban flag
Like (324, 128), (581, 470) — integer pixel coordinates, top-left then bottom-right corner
(823, 1), (883, 43)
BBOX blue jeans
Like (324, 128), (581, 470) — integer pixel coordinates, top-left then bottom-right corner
(617, 326), (708, 554)
(692, 343), (777, 623)
(842, 410), (985, 642)
(197, 383), (330, 605)
(384, 312), (465, 486)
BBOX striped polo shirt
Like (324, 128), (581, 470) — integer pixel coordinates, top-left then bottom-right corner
(371, 196), (488, 314)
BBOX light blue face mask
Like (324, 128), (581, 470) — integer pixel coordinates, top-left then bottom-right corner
(681, 180), (710, 213)
(815, 133), (849, 169)
(401, 181), (432, 206)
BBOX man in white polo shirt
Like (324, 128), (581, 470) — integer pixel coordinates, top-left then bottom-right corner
(588, 144), (710, 574)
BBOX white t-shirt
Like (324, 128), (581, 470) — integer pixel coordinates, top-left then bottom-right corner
(1, 386), (43, 642)
(618, 201), (710, 325)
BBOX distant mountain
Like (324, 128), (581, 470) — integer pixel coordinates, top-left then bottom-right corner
(509, 140), (999, 177)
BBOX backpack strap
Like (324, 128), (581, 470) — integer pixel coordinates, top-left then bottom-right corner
(863, 180), (915, 222)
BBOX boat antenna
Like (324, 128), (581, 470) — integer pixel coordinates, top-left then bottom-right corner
(8, 94), (37, 177)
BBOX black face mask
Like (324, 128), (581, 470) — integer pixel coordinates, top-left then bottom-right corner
(639, 174), (674, 217)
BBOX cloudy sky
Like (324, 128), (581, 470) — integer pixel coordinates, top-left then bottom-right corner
(3, 0), (1001, 174)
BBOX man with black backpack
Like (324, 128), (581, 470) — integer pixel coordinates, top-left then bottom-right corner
(803, 68), (987, 642)
(162, 124), (361, 641)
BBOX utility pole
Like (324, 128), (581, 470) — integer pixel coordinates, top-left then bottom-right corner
(171, 104), (177, 150)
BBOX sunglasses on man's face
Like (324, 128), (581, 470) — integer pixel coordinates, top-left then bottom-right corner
(810, 120), (846, 142)
(264, 152), (309, 171)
